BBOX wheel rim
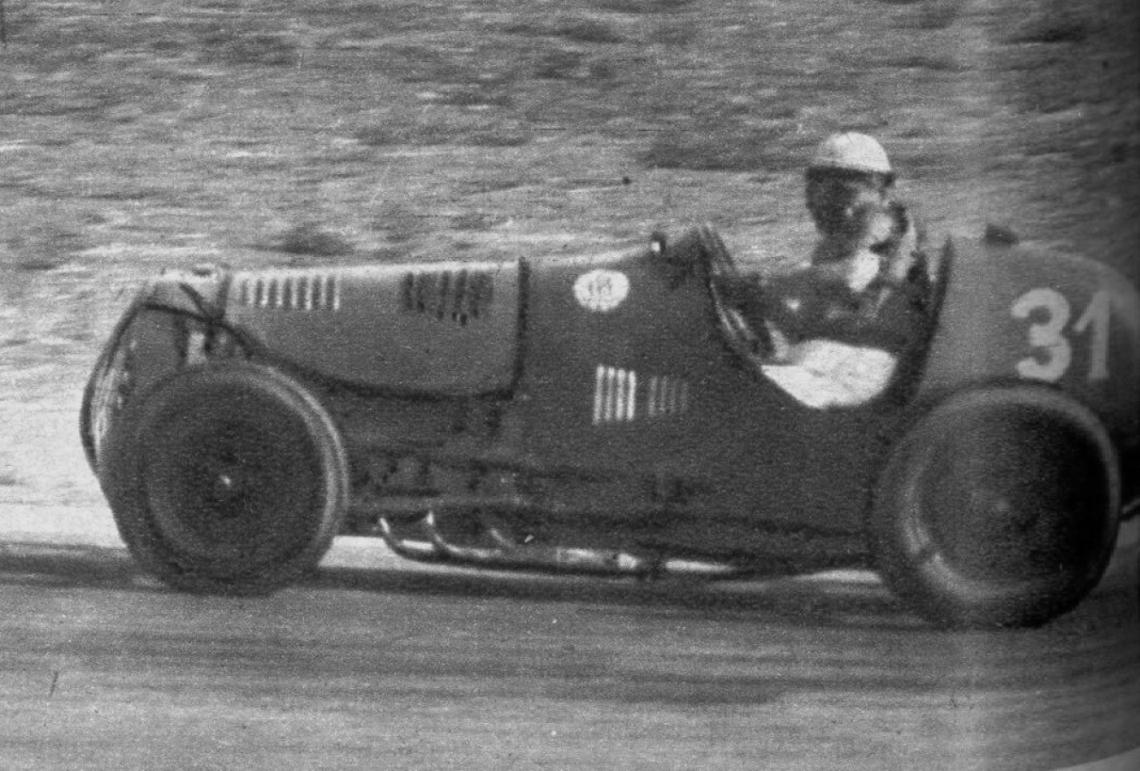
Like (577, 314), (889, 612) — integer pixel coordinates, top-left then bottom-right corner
(141, 385), (326, 573)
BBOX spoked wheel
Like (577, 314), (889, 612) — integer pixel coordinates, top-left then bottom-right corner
(871, 386), (1120, 628)
(101, 362), (349, 595)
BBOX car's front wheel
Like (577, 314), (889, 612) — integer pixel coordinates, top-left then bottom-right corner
(870, 385), (1120, 628)
(101, 362), (349, 595)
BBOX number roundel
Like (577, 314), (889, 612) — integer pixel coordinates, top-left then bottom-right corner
(574, 269), (630, 313)
(1010, 288), (1111, 383)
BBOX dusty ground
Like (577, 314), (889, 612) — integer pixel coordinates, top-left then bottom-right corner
(0, 542), (1136, 771)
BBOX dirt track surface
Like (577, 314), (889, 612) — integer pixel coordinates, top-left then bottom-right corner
(0, 543), (1137, 770)
(1, 0), (1138, 768)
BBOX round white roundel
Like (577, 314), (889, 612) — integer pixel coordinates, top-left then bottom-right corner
(573, 269), (630, 312)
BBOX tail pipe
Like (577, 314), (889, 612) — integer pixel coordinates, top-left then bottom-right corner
(377, 511), (744, 579)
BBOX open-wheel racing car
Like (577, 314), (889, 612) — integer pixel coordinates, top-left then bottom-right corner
(81, 225), (1140, 628)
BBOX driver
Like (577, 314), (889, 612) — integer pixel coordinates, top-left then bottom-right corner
(737, 133), (931, 408)
(805, 131), (924, 287)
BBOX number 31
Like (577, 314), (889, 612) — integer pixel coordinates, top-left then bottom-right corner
(1010, 288), (1111, 383)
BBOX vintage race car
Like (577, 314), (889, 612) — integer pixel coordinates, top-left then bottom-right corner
(81, 225), (1140, 627)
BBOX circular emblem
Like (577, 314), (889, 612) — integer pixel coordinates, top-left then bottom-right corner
(573, 269), (630, 313)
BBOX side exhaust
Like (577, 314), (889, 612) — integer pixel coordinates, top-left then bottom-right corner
(377, 511), (743, 579)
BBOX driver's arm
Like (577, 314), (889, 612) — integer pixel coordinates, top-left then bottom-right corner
(763, 265), (929, 359)
(759, 270), (860, 345)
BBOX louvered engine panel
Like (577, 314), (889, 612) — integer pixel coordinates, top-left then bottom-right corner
(225, 261), (519, 395)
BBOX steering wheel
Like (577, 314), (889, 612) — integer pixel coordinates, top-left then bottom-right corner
(698, 225), (774, 360)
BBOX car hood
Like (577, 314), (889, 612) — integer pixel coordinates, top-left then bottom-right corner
(221, 260), (521, 395)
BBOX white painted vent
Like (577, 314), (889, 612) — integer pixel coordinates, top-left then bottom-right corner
(593, 366), (691, 425)
(593, 365), (637, 424)
(646, 375), (690, 418)
(238, 272), (341, 311)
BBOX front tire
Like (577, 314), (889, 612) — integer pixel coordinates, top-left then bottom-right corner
(101, 362), (349, 595)
(871, 386), (1120, 628)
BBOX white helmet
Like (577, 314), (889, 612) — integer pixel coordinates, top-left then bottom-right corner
(809, 132), (893, 176)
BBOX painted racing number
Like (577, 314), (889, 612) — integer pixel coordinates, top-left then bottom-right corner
(1011, 288), (1111, 382)
(574, 269), (629, 313)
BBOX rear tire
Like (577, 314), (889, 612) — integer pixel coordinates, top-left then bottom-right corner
(80, 326), (134, 475)
(101, 362), (349, 595)
(871, 386), (1119, 628)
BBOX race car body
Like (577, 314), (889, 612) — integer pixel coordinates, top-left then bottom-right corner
(919, 242), (1138, 437)
(81, 226), (1140, 627)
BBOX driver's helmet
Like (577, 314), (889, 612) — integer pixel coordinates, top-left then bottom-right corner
(808, 132), (893, 181)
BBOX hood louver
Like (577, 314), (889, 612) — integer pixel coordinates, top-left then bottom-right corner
(401, 268), (494, 325)
(238, 272), (341, 312)
(223, 258), (519, 395)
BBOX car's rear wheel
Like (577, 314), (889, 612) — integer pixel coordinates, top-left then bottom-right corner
(871, 386), (1119, 628)
(101, 362), (348, 595)
(80, 339), (126, 474)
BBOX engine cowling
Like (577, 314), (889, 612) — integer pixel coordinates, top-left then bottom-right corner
(223, 260), (521, 395)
